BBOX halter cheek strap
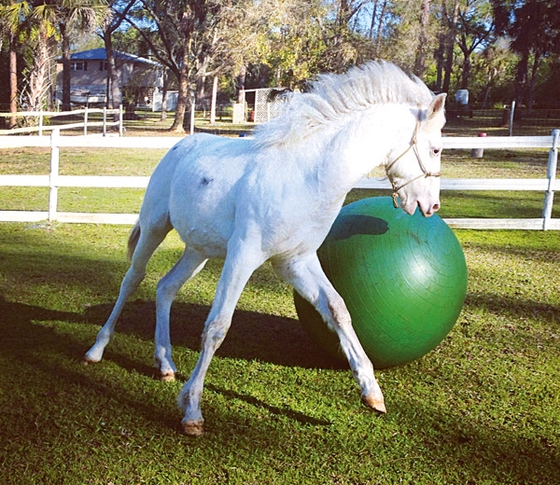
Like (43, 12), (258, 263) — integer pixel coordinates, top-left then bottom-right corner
(385, 114), (441, 209)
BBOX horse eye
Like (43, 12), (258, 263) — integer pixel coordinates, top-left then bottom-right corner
(431, 147), (442, 157)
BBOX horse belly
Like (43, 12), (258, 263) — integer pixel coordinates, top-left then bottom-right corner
(171, 199), (235, 259)
(168, 146), (247, 258)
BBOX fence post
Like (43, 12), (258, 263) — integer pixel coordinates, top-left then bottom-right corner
(542, 129), (559, 230)
(190, 93), (196, 135)
(48, 129), (60, 222)
(83, 106), (89, 136)
(39, 111), (44, 136)
(509, 100), (516, 136)
(119, 105), (123, 137)
(103, 107), (107, 137)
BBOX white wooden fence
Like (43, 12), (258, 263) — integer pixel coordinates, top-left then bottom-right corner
(0, 106), (123, 137)
(0, 129), (558, 230)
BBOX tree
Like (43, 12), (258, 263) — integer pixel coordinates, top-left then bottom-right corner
(101, 0), (139, 111)
(0, 0), (60, 113)
(475, 36), (515, 106)
(57, 0), (109, 111)
(368, 0), (389, 56)
(441, 0), (460, 94)
(0, 0), (31, 127)
(493, 0), (560, 109)
(456, 0), (494, 90)
(121, 0), (211, 131)
(23, 5), (57, 112)
(257, 0), (329, 84)
(0, 0), (109, 120)
(364, 0), (438, 76)
(414, 0), (432, 77)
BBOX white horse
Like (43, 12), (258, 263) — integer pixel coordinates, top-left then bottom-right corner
(84, 61), (446, 435)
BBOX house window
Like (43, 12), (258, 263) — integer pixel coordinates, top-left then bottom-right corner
(71, 61), (88, 71)
(99, 61), (108, 71)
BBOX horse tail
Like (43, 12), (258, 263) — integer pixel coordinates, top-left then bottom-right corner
(127, 222), (141, 262)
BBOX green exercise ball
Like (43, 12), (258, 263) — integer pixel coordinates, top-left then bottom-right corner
(294, 196), (467, 369)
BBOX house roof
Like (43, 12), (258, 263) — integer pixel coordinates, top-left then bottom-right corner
(69, 48), (160, 66)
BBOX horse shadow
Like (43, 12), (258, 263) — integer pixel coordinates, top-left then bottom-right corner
(0, 296), (345, 374)
(3, 300), (558, 481)
(0, 296), (341, 429)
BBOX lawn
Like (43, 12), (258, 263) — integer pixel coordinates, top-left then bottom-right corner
(0, 223), (559, 484)
(0, 117), (559, 484)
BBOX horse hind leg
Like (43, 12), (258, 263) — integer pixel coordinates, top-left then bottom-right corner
(273, 254), (386, 414)
(154, 248), (207, 381)
(83, 221), (171, 365)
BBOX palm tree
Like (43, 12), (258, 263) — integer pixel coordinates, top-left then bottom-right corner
(56, 0), (110, 111)
(0, 0), (110, 122)
(0, 0), (31, 128)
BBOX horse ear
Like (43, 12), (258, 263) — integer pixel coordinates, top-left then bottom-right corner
(427, 93), (447, 120)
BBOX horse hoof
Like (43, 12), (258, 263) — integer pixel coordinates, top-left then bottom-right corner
(362, 394), (387, 414)
(81, 355), (99, 366)
(160, 371), (175, 382)
(182, 419), (204, 436)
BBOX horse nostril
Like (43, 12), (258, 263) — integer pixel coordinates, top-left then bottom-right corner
(432, 203), (440, 212)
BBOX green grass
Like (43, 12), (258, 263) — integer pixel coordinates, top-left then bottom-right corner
(0, 223), (559, 484)
(1, 121), (559, 483)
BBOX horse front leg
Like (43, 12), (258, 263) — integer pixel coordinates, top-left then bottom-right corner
(177, 240), (265, 436)
(273, 254), (386, 414)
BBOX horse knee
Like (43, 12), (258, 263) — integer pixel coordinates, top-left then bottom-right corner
(201, 317), (230, 351)
(327, 297), (351, 328)
(155, 278), (175, 303)
(315, 291), (351, 331)
(122, 267), (145, 294)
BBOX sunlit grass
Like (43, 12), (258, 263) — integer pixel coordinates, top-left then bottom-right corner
(0, 222), (559, 484)
(1, 117), (559, 484)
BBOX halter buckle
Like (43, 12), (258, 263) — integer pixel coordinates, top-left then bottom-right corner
(391, 191), (399, 208)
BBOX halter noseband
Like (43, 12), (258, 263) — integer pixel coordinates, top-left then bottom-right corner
(385, 113), (441, 209)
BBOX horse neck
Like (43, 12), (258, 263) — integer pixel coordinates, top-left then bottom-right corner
(319, 104), (419, 193)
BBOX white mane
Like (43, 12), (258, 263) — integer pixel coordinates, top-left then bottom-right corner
(253, 61), (434, 148)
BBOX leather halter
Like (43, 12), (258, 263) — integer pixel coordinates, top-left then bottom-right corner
(385, 113), (441, 209)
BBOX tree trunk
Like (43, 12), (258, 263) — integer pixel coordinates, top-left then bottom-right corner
(27, 30), (52, 112)
(8, 35), (17, 129)
(61, 25), (72, 112)
(460, 55), (470, 89)
(414, 0), (431, 77)
(104, 33), (121, 110)
(434, 32), (445, 91)
(369, 0), (379, 40)
(526, 53), (541, 114)
(374, 0), (388, 56)
(514, 50), (529, 106)
(237, 64), (247, 103)
(169, 48), (190, 133)
(442, 0), (459, 94)
(160, 70), (168, 122)
(459, 37), (471, 90)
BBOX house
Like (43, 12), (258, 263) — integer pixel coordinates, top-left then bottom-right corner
(55, 48), (167, 109)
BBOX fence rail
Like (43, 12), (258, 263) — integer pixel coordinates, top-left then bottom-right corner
(0, 106), (124, 136)
(0, 129), (558, 230)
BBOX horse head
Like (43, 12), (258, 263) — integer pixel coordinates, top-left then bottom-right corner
(386, 93), (447, 217)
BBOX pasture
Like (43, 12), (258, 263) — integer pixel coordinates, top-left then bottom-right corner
(1, 140), (559, 484)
